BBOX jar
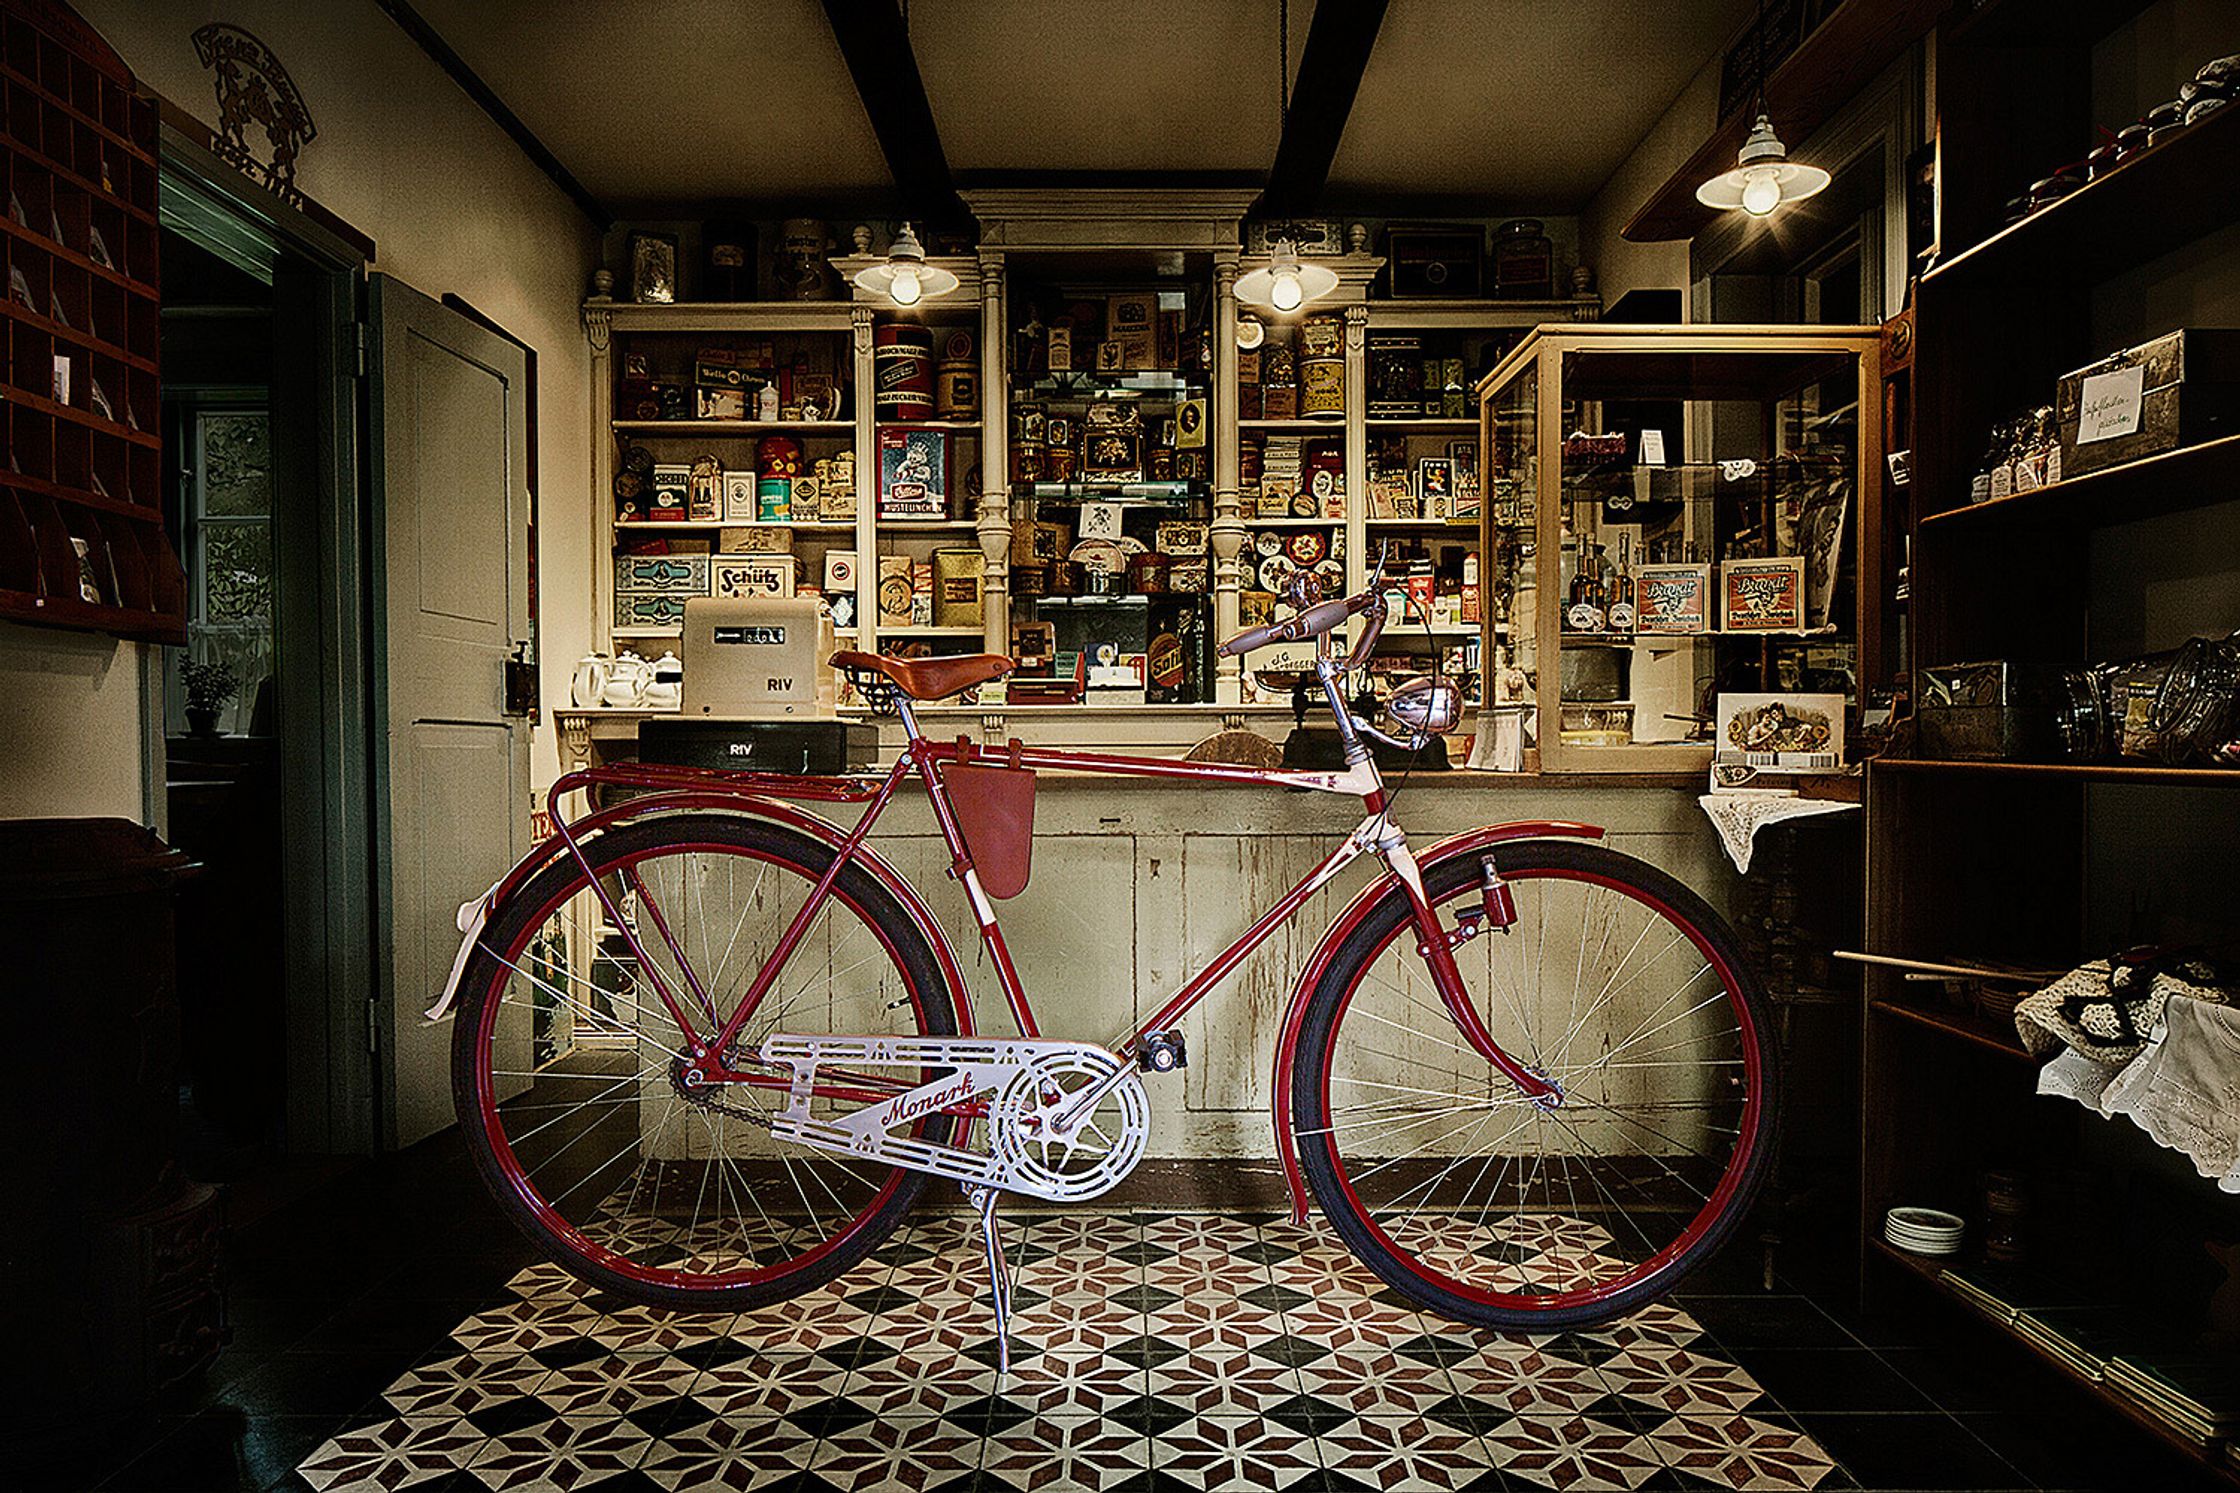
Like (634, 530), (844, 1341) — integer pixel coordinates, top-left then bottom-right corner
(1493, 219), (1555, 300)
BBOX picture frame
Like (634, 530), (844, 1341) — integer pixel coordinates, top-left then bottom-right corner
(629, 231), (679, 304)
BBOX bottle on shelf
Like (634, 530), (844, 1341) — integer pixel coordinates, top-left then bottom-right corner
(1606, 537), (1635, 632)
(1565, 535), (1606, 634)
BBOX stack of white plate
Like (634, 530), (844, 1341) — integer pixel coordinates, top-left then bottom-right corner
(1884, 1206), (1966, 1256)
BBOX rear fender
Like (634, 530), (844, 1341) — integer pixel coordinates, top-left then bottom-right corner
(424, 792), (977, 1038)
(1269, 820), (1605, 1223)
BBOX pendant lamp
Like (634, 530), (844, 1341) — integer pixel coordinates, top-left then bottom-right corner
(1696, 111), (1832, 217)
(1236, 240), (1339, 313)
(852, 223), (960, 307)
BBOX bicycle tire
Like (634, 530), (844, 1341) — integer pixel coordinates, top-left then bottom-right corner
(451, 812), (960, 1310)
(1291, 838), (1779, 1330)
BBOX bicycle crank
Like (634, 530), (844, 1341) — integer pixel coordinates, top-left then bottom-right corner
(758, 1035), (1151, 1202)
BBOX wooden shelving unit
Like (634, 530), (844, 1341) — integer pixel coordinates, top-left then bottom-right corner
(1862, 12), (2240, 1480)
(0, 0), (181, 644)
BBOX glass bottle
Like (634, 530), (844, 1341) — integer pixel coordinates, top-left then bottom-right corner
(1606, 537), (1636, 632)
(1565, 536), (1606, 633)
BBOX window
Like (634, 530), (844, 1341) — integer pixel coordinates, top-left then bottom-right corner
(171, 406), (274, 735)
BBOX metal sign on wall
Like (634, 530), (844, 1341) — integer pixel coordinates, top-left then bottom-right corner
(191, 22), (316, 204)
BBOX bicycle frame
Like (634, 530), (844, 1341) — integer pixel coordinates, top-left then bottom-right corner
(438, 657), (1603, 1214)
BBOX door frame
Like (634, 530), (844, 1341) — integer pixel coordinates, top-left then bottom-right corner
(158, 125), (383, 1153)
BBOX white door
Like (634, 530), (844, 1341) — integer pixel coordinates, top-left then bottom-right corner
(370, 273), (530, 1148)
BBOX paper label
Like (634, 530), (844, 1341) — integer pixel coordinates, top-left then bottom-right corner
(1639, 429), (1667, 466)
(2078, 365), (2144, 444)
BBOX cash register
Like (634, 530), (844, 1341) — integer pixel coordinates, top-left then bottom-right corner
(635, 597), (878, 774)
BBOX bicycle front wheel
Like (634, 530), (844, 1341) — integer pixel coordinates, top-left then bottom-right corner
(452, 813), (959, 1310)
(1292, 839), (1777, 1329)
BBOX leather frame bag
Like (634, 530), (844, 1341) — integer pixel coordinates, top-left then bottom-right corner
(942, 738), (1037, 899)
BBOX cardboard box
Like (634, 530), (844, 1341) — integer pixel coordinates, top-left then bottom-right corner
(876, 555), (914, 626)
(1634, 563), (1710, 634)
(710, 554), (796, 600)
(615, 553), (709, 596)
(1721, 556), (1806, 632)
(721, 470), (757, 521)
(932, 548), (985, 628)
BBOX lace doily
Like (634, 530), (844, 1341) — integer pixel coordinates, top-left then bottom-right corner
(1697, 791), (1859, 874)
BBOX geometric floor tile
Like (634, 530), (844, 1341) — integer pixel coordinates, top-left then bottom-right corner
(300, 1209), (1846, 1493)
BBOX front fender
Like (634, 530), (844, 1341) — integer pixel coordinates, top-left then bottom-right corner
(1268, 819), (1604, 1223)
(424, 792), (977, 1039)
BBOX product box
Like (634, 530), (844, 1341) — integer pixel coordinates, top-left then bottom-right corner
(709, 553), (796, 600)
(1106, 292), (1158, 369)
(1721, 556), (1807, 632)
(696, 386), (745, 421)
(1634, 563), (1710, 634)
(2054, 329), (2240, 480)
(615, 553), (710, 597)
(614, 592), (691, 631)
(822, 550), (857, 594)
(1714, 692), (1845, 774)
(876, 555), (914, 627)
(721, 469), (758, 521)
(911, 561), (934, 626)
(931, 547), (986, 629)
(650, 464), (690, 520)
(877, 427), (950, 517)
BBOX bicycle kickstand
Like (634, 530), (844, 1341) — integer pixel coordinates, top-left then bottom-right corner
(965, 1183), (1015, 1375)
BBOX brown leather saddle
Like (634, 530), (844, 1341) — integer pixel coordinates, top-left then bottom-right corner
(832, 650), (1015, 700)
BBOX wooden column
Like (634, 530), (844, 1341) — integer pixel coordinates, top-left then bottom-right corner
(1210, 252), (1244, 703)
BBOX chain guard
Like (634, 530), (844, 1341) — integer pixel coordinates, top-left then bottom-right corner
(758, 1035), (1150, 1202)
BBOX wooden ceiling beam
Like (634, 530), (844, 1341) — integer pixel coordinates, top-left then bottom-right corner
(1258, 0), (1392, 220)
(820, 0), (969, 231)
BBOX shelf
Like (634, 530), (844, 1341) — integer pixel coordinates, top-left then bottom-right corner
(1240, 418), (1343, 431)
(1870, 1241), (2240, 1486)
(0, 213), (154, 298)
(612, 626), (682, 638)
(1561, 627), (1841, 643)
(1367, 418), (1477, 432)
(0, 381), (155, 448)
(876, 519), (976, 531)
(1920, 436), (2240, 534)
(878, 420), (982, 432)
(1012, 372), (1206, 399)
(874, 625), (983, 637)
(1924, 101), (2240, 294)
(1245, 516), (1339, 528)
(0, 297), (153, 372)
(0, 586), (184, 645)
(1873, 758), (2240, 788)
(613, 419), (851, 435)
(1362, 298), (1602, 330)
(0, 62), (156, 165)
(1868, 998), (2034, 1063)
(1365, 517), (1475, 529)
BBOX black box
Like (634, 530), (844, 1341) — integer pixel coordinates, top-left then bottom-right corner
(637, 718), (879, 774)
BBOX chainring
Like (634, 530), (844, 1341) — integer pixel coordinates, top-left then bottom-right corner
(990, 1049), (1150, 1202)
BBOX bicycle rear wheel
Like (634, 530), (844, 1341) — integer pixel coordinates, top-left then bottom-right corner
(1291, 839), (1776, 1329)
(451, 813), (959, 1310)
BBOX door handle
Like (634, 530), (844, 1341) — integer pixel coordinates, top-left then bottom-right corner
(503, 642), (536, 717)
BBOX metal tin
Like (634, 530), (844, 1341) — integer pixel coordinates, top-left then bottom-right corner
(756, 475), (792, 522)
(1300, 315), (1343, 359)
(934, 361), (977, 419)
(1012, 563), (1050, 598)
(1300, 356), (1346, 418)
(873, 324), (934, 420)
(1168, 558), (1210, 592)
(1129, 553), (1171, 593)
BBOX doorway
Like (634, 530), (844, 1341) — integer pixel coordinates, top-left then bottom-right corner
(156, 142), (381, 1179)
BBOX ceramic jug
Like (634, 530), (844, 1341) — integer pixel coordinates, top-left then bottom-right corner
(570, 651), (614, 708)
(644, 651), (684, 712)
(601, 653), (655, 708)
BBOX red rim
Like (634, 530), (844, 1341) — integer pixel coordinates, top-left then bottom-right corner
(1315, 866), (1765, 1313)
(469, 838), (932, 1295)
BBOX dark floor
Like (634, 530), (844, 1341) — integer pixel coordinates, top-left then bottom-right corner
(26, 1134), (2225, 1493)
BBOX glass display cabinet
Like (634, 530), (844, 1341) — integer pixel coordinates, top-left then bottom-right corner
(1477, 325), (1882, 773)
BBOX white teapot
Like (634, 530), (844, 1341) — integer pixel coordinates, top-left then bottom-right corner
(644, 651), (684, 712)
(570, 651), (613, 708)
(601, 652), (655, 708)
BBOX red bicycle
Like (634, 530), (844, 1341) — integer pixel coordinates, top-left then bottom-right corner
(435, 575), (1776, 1359)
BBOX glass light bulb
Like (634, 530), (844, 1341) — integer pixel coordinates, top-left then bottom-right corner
(1270, 269), (1304, 312)
(1741, 170), (1782, 217)
(889, 267), (922, 306)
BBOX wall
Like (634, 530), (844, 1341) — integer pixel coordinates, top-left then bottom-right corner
(0, 0), (603, 828)
(1577, 58), (1721, 311)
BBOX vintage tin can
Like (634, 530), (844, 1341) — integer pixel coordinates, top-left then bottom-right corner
(1012, 563), (1050, 598)
(1300, 355), (1346, 418)
(756, 475), (792, 522)
(873, 323), (935, 420)
(935, 360), (977, 419)
(1129, 553), (1171, 594)
(1301, 315), (1343, 359)
(932, 547), (986, 628)
(1168, 558), (1210, 593)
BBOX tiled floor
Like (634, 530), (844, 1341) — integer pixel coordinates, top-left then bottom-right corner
(40, 1136), (2219, 1493)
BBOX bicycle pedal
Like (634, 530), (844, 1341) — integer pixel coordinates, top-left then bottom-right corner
(1138, 1031), (1187, 1073)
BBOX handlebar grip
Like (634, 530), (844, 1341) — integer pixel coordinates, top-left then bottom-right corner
(1216, 595), (1355, 657)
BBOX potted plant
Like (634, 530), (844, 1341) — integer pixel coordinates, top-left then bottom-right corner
(181, 658), (238, 739)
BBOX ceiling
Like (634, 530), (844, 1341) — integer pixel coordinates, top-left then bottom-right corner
(410, 0), (1756, 219)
